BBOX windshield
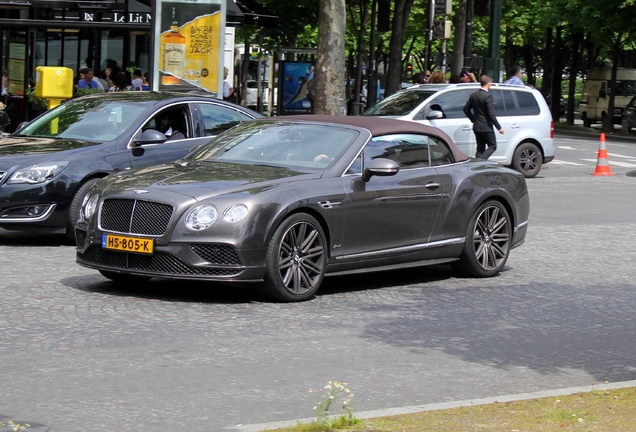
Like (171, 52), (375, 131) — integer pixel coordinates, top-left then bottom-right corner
(364, 90), (435, 116)
(184, 121), (359, 170)
(16, 98), (147, 141)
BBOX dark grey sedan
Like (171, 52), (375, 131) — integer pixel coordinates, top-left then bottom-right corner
(0, 92), (262, 242)
(76, 115), (529, 302)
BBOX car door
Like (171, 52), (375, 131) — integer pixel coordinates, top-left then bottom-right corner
(128, 103), (206, 169)
(412, 88), (476, 157)
(338, 134), (452, 259)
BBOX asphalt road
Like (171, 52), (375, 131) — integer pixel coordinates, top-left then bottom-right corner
(2, 133), (636, 431)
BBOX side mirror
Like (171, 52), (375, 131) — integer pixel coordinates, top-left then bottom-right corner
(426, 110), (445, 120)
(14, 121), (29, 134)
(134, 129), (168, 146)
(361, 158), (399, 182)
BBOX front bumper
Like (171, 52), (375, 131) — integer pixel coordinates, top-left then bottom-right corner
(75, 227), (268, 282)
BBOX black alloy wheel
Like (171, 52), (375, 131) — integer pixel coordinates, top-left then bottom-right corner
(452, 200), (511, 277)
(262, 213), (327, 302)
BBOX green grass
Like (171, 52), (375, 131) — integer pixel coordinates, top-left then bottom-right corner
(265, 387), (636, 432)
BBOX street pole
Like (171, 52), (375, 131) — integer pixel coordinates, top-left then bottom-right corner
(484, 0), (503, 81)
(464, 0), (472, 70)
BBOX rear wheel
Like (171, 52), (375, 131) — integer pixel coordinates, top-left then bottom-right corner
(260, 213), (327, 302)
(512, 142), (542, 178)
(452, 201), (512, 278)
(99, 270), (152, 284)
(66, 178), (100, 244)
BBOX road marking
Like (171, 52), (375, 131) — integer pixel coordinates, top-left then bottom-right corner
(581, 159), (636, 168)
(608, 152), (636, 159)
(549, 160), (587, 166)
(557, 146), (578, 150)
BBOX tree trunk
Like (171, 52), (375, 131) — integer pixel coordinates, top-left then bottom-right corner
(314, 0), (347, 115)
(450, 0), (467, 76)
(385, 0), (414, 97)
(566, 29), (582, 125)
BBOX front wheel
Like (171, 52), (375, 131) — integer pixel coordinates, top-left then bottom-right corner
(66, 178), (101, 244)
(452, 201), (512, 278)
(512, 142), (542, 178)
(260, 213), (327, 302)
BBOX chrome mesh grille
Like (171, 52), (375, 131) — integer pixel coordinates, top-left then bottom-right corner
(78, 246), (240, 276)
(190, 244), (241, 265)
(100, 199), (174, 236)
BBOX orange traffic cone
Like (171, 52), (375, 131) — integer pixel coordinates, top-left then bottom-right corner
(592, 133), (614, 176)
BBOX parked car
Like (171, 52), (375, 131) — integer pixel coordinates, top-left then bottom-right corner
(75, 115), (530, 302)
(0, 92), (263, 242)
(622, 96), (636, 131)
(363, 83), (555, 178)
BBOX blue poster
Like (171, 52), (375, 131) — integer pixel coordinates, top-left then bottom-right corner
(279, 61), (315, 115)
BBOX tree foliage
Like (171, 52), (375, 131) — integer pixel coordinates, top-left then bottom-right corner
(234, 0), (636, 121)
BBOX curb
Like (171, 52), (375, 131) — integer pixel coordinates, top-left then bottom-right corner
(226, 380), (636, 432)
(555, 124), (636, 143)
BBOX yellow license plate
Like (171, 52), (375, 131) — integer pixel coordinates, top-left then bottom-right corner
(102, 234), (154, 254)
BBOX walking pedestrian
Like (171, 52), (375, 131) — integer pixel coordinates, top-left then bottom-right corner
(504, 65), (524, 86)
(462, 75), (504, 160)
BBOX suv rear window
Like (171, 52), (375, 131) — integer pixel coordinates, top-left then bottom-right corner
(491, 89), (540, 116)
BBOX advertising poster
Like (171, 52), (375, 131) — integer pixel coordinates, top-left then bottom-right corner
(8, 34), (27, 95)
(154, 0), (225, 97)
(279, 61), (315, 115)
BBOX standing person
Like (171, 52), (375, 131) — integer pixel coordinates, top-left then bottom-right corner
(77, 68), (101, 90)
(463, 75), (504, 160)
(1, 69), (8, 96)
(504, 65), (524, 86)
(131, 69), (143, 89)
(424, 70), (431, 83)
(108, 71), (133, 91)
(223, 67), (235, 102)
(459, 70), (478, 83)
(430, 70), (446, 83)
(136, 72), (150, 91)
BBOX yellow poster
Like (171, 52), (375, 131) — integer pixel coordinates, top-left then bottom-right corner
(158, 10), (221, 93)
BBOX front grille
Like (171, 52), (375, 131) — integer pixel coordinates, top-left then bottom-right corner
(100, 199), (174, 236)
(78, 246), (240, 276)
(191, 244), (241, 265)
(0, 171), (6, 183)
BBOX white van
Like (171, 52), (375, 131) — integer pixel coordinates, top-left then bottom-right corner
(362, 83), (555, 178)
(579, 68), (636, 127)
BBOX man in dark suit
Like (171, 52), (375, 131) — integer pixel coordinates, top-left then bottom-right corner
(463, 75), (504, 159)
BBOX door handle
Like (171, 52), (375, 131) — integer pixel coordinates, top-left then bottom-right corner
(425, 182), (441, 190)
(510, 124), (520, 129)
(462, 126), (472, 131)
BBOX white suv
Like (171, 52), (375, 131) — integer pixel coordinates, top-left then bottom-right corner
(363, 83), (555, 177)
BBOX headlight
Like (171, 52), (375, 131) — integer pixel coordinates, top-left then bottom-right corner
(8, 161), (69, 184)
(223, 204), (248, 223)
(185, 204), (218, 231)
(81, 193), (100, 222)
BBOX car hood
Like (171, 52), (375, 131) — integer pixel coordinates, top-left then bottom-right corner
(100, 161), (322, 200)
(0, 135), (98, 165)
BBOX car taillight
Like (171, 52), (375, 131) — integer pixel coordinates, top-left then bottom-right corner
(550, 121), (554, 139)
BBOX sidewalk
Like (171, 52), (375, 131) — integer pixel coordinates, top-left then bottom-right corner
(229, 380), (636, 431)
(555, 122), (636, 143)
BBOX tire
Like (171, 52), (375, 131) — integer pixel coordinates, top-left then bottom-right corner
(66, 178), (101, 244)
(99, 270), (152, 284)
(452, 200), (512, 278)
(260, 213), (327, 302)
(512, 142), (542, 178)
(582, 113), (592, 128)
